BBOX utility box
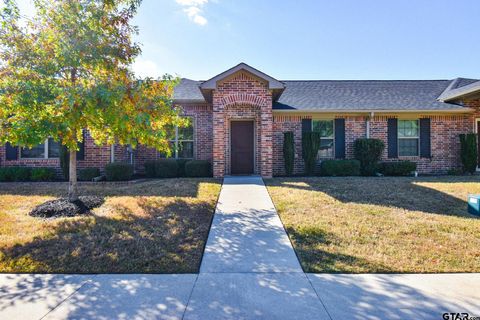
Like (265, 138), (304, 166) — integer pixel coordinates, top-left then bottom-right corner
(467, 195), (480, 216)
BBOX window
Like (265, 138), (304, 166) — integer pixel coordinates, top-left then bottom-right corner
(398, 120), (419, 156)
(313, 120), (334, 158)
(20, 138), (60, 159)
(166, 117), (194, 159)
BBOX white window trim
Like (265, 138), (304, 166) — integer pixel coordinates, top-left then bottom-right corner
(398, 119), (420, 157)
(312, 119), (335, 159)
(20, 138), (59, 159)
(170, 117), (195, 159)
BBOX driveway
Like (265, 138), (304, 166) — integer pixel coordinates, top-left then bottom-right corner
(1, 176), (479, 319)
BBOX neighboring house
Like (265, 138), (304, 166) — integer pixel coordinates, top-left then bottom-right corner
(1, 62), (480, 177)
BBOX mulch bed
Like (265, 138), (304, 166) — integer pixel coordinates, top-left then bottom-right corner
(29, 196), (105, 218)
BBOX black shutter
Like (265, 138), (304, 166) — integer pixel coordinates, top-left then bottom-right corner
(76, 130), (85, 160)
(387, 118), (398, 158)
(301, 118), (312, 133)
(420, 118), (431, 158)
(334, 118), (345, 159)
(5, 143), (18, 160)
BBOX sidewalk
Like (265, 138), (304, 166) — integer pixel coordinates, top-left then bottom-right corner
(1, 176), (479, 319)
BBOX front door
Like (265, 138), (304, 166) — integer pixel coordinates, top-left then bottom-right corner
(231, 121), (254, 174)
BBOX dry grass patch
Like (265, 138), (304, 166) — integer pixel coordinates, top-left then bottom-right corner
(0, 179), (221, 273)
(266, 176), (480, 273)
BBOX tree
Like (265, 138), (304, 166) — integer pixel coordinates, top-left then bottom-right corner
(283, 131), (294, 176)
(302, 132), (321, 175)
(0, 0), (184, 201)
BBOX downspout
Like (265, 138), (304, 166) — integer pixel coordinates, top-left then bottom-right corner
(110, 145), (115, 163)
(366, 112), (374, 138)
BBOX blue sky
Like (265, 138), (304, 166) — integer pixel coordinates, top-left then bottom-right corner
(14, 0), (480, 80)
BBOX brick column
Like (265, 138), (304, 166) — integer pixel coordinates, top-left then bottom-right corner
(212, 96), (226, 178)
(260, 103), (273, 178)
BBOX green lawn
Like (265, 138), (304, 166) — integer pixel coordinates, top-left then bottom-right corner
(266, 176), (480, 273)
(0, 179), (221, 273)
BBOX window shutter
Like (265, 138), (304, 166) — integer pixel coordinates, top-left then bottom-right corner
(301, 118), (312, 133)
(76, 130), (85, 160)
(334, 118), (345, 159)
(5, 143), (18, 160)
(387, 118), (398, 158)
(420, 118), (431, 158)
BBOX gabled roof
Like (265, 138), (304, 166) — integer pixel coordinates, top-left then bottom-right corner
(199, 63), (285, 90)
(172, 63), (475, 113)
(437, 77), (480, 102)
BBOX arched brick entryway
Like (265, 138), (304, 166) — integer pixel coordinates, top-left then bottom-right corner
(211, 71), (274, 178)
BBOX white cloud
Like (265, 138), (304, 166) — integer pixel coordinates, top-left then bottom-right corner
(175, 0), (209, 26)
(132, 58), (162, 78)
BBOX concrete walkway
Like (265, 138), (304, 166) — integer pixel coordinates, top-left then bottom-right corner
(1, 176), (479, 319)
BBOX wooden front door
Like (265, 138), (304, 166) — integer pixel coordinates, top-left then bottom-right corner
(231, 121), (254, 174)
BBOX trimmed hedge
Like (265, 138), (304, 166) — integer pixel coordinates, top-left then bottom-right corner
(185, 160), (211, 177)
(176, 159), (189, 177)
(320, 160), (361, 176)
(105, 163), (134, 181)
(31, 168), (56, 181)
(379, 161), (417, 176)
(154, 159), (178, 178)
(144, 159), (193, 178)
(353, 138), (385, 176)
(0, 167), (32, 182)
(283, 131), (295, 176)
(144, 160), (156, 178)
(78, 168), (101, 181)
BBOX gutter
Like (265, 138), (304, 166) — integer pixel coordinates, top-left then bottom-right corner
(272, 108), (474, 114)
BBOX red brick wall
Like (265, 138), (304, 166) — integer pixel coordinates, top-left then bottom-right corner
(273, 115), (305, 176)
(0, 131), (112, 176)
(212, 71), (273, 178)
(272, 113), (474, 176)
(132, 104), (213, 173)
(370, 115), (472, 174)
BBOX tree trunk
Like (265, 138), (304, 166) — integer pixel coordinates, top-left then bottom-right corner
(68, 148), (78, 202)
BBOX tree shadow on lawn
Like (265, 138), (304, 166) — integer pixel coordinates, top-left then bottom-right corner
(285, 226), (393, 273)
(269, 176), (480, 218)
(0, 178), (221, 198)
(0, 198), (215, 274)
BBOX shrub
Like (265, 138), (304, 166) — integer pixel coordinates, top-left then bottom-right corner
(302, 132), (321, 175)
(155, 159), (178, 178)
(379, 161), (417, 176)
(320, 160), (360, 176)
(144, 160), (157, 178)
(353, 138), (385, 176)
(176, 159), (189, 177)
(460, 133), (477, 174)
(31, 168), (56, 181)
(78, 168), (100, 181)
(185, 160), (211, 177)
(447, 168), (463, 176)
(0, 168), (13, 181)
(105, 163), (134, 181)
(0, 167), (32, 182)
(283, 131), (295, 176)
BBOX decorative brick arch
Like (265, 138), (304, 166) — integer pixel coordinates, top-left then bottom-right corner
(220, 93), (268, 109)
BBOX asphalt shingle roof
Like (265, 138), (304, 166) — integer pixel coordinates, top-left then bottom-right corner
(173, 78), (204, 101)
(174, 78), (475, 111)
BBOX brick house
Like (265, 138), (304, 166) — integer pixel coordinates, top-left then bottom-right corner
(1, 62), (480, 177)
